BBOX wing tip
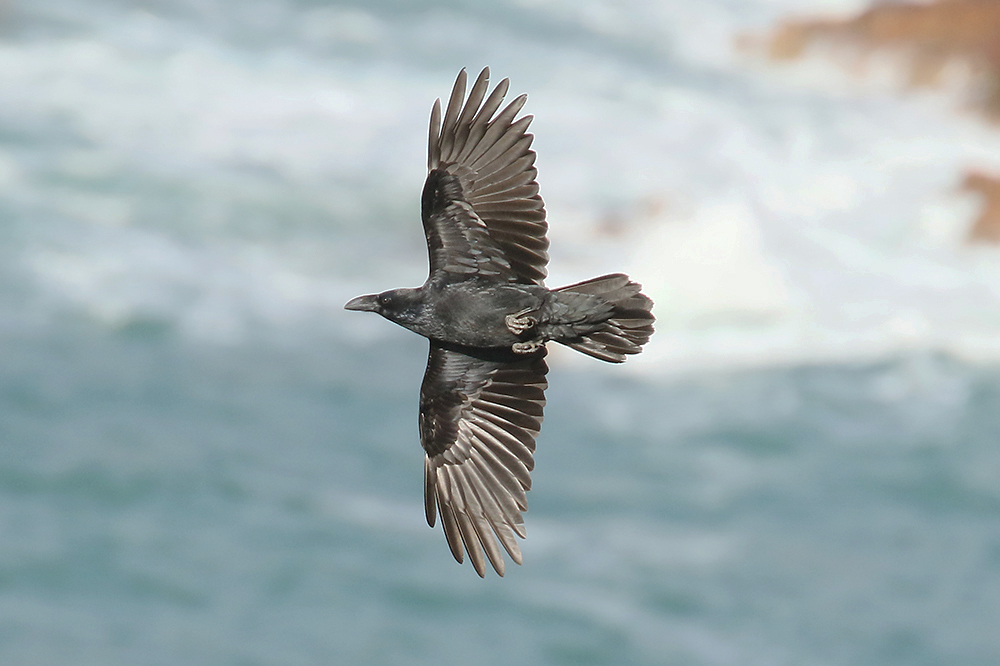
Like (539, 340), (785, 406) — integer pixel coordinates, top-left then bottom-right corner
(424, 456), (438, 527)
(428, 98), (442, 170)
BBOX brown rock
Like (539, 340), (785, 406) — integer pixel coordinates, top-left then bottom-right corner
(962, 170), (1000, 244)
(759, 0), (1000, 117)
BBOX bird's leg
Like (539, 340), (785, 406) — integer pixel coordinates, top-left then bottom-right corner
(505, 307), (537, 335)
(512, 339), (545, 354)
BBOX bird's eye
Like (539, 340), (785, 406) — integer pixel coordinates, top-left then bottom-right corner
(378, 293), (392, 307)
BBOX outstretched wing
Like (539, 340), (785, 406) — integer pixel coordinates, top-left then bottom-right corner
(422, 67), (549, 285)
(419, 341), (548, 577)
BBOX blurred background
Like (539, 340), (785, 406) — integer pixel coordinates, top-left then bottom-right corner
(3, 0), (1000, 664)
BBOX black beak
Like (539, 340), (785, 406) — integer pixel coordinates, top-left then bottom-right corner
(344, 294), (379, 312)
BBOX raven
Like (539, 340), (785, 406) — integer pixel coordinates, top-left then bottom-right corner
(345, 68), (654, 576)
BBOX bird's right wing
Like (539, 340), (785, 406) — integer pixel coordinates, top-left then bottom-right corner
(419, 341), (547, 577)
(422, 67), (549, 285)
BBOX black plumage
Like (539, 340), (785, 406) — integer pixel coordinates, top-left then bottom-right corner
(345, 68), (655, 576)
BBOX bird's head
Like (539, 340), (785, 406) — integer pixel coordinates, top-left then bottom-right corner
(344, 288), (423, 326)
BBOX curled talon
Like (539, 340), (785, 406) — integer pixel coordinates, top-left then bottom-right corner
(512, 340), (545, 354)
(505, 310), (537, 335)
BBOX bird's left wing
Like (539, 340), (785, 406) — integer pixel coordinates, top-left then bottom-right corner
(419, 341), (547, 577)
(423, 67), (549, 285)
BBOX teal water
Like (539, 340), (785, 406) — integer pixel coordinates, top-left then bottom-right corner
(4, 326), (1000, 664)
(3, 0), (1000, 664)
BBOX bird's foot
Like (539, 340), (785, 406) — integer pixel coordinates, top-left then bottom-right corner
(505, 309), (537, 335)
(512, 340), (545, 355)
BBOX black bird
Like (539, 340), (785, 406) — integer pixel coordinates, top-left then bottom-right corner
(345, 68), (654, 577)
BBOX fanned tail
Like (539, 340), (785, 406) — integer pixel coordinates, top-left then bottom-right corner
(555, 273), (655, 363)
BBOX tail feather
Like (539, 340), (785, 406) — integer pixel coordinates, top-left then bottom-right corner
(554, 273), (654, 363)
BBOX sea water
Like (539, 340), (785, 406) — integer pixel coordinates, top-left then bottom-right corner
(2, 0), (1000, 664)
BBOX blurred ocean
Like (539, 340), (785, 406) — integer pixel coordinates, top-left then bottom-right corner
(3, 0), (1000, 664)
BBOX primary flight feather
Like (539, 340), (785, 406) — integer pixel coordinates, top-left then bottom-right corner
(345, 68), (655, 577)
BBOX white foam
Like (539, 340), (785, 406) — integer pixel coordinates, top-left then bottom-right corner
(632, 200), (791, 327)
(9, 0), (1000, 374)
(0, 28), (429, 190)
(529, 8), (1000, 375)
(0, 13), (434, 340)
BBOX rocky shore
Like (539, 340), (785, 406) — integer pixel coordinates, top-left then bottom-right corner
(757, 0), (1000, 244)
